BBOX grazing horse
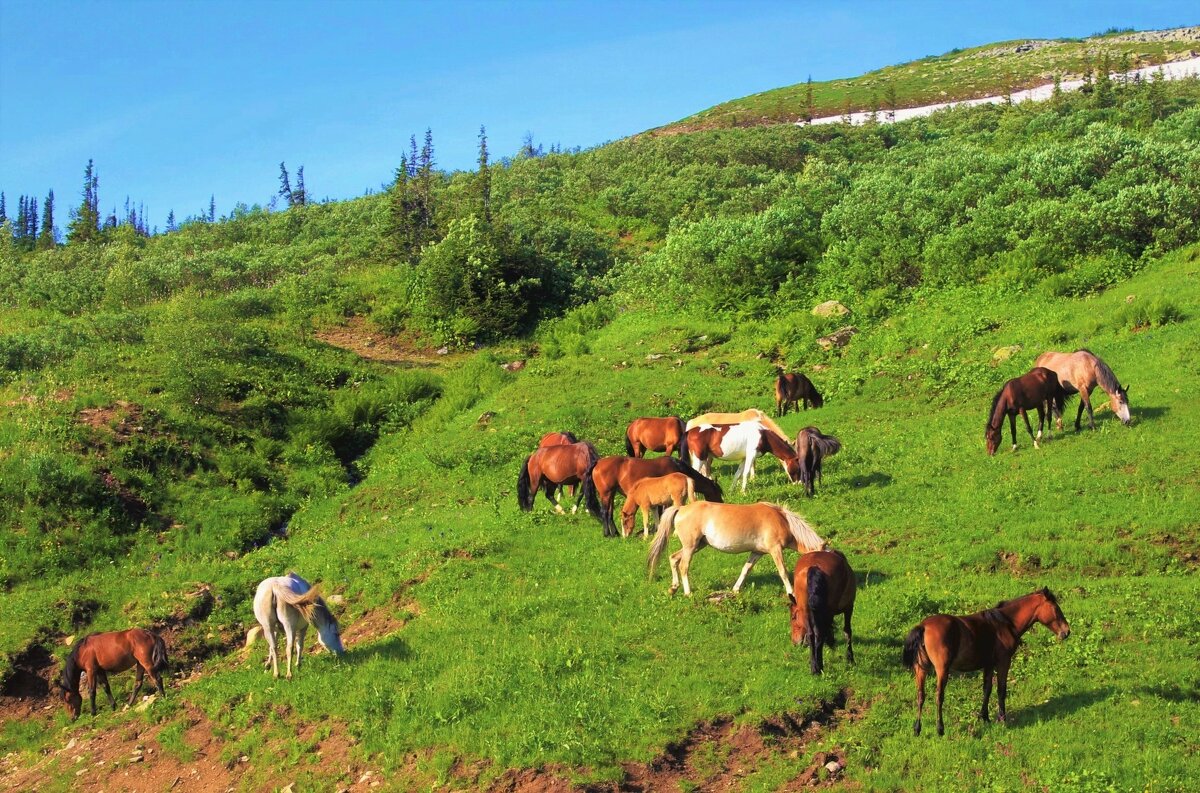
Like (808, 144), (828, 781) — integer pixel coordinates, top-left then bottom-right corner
(648, 501), (827, 597)
(794, 426), (841, 496)
(247, 573), (344, 680)
(775, 372), (824, 416)
(625, 416), (687, 458)
(517, 441), (600, 515)
(620, 472), (694, 539)
(58, 629), (168, 720)
(582, 455), (722, 538)
(985, 368), (1067, 456)
(1035, 349), (1130, 430)
(903, 588), (1070, 736)
(686, 409), (789, 443)
(790, 550), (856, 675)
(686, 421), (802, 492)
(538, 431), (579, 447)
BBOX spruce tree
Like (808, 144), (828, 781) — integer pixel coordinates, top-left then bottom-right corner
(1093, 54), (1114, 108)
(208, 195), (216, 222)
(68, 159), (101, 243)
(883, 81), (898, 121)
(26, 197), (38, 249)
(408, 136), (420, 178)
(166, 209), (176, 232)
(0, 192), (6, 225)
(294, 167), (307, 207)
(804, 75), (815, 123)
(15, 196), (28, 248)
(477, 125), (491, 221)
(278, 162), (294, 207)
(37, 190), (55, 249)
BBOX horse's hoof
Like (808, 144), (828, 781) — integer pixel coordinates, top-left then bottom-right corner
(1033, 441), (1040, 449)
(936, 724), (944, 736)
(913, 721), (921, 736)
(1011, 445), (1017, 452)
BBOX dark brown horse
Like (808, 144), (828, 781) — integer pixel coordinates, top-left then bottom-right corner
(625, 417), (687, 458)
(58, 629), (168, 720)
(794, 427), (841, 496)
(518, 441), (600, 515)
(790, 550), (856, 675)
(775, 372), (824, 416)
(985, 367), (1067, 455)
(583, 455), (722, 537)
(903, 588), (1070, 736)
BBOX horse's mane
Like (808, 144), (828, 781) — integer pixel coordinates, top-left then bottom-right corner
(769, 503), (826, 551)
(276, 579), (339, 629)
(1083, 351), (1122, 395)
(987, 387), (1006, 429)
(561, 431), (579, 444)
(61, 633), (94, 687)
(981, 608), (1013, 628)
(797, 427), (840, 457)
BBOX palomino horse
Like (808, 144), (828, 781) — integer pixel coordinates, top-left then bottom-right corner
(582, 455), (722, 538)
(247, 573), (344, 680)
(686, 409), (789, 443)
(790, 550), (856, 675)
(625, 416), (687, 458)
(620, 472), (694, 539)
(518, 441), (600, 515)
(775, 372), (824, 416)
(904, 588), (1069, 736)
(58, 629), (168, 720)
(794, 426), (841, 496)
(1035, 349), (1130, 430)
(985, 368), (1067, 456)
(686, 421), (802, 492)
(538, 431), (579, 447)
(648, 502), (827, 597)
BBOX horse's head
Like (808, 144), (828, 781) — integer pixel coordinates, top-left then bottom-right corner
(1034, 587), (1070, 640)
(303, 591), (345, 655)
(810, 391), (824, 408)
(1114, 384), (1131, 425)
(55, 680), (81, 721)
(783, 455), (803, 484)
(620, 509), (636, 538)
(985, 423), (1001, 456)
(788, 595), (806, 646)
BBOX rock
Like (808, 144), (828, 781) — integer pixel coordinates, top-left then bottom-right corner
(476, 411), (496, 426)
(501, 360), (525, 372)
(326, 594), (346, 605)
(281, 785), (295, 793)
(1126, 294), (1136, 303)
(436, 346), (449, 356)
(816, 326), (859, 350)
(134, 694), (157, 712)
(130, 754), (145, 763)
(812, 300), (850, 318)
(825, 759), (843, 774)
(645, 353), (664, 361)
(63, 635), (75, 646)
(992, 344), (1022, 362)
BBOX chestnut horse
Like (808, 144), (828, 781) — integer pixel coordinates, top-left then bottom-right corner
(985, 367), (1067, 455)
(794, 426), (841, 496)
(518, 441), (600, 515)
(538, 431), (579, 447)
(686, 409), (789, 443)
(582, 455), (722, 538)
(903, 588), (1070, 736)
(648, 501), (826, 597)
(620, 472), (694, 538)
(790, 550), (856, 675)
(625, 416), (687, 458)
(1035, 349), (1130, 430)
(775, 372), (824, 416)
(686, 421), (802, 491)
(58, 629), (167, 720)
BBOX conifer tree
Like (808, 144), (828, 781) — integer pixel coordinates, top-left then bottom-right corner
(294, 167), (307, 207)
(883, 81), (898, 121)
(166, 209), (176, 232)
(408, 136), (420, 178)
(208, 195), (216, 223)
(804, 75), (815, 123)
(68, 159), (101, 243)
(105, 208), (118, 229)
(15, 196), (28, 248)
(26, 197), (38, 249)
(37, 190), (55, 249)
(278, 162), (294, 206)
(1093, 53), (1114, 108)
(0, 192), (6, 225)
(477, 125), (491, 221)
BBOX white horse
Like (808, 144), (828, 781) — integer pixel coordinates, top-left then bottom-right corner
(246, 573), (344, 679)
(688, 420), (801, 492)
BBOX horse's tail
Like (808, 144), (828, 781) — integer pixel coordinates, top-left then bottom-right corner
(647, 505), (680, 579)
(624, 429), (636, 457)
(244, 625), (263, 649)
(581, 458), (603, 523)
(151, 633), (169, 674)
(775, 375), (787, 416)
(685, 475), (695, 503)
(902, 625), (925, 668)
(675, 455), (723, 502)
(517, 455), (534, 512)
(807, 567), (832, 675)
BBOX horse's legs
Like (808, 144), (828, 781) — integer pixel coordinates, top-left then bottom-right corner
(668, 549), (683, 594)
(264, 625), (280, 678)
(980, 665), (994, 722)
(914, 665), (926, 736)
(128, 666), (145, 705)
(100, 671), (117, 710)
(1008, 412), (1018, 451)
(935, 666), (949, 736)
(996, 657), (1012, 723)
(1082, 389), (1096, 430)
(295, 624), (306, 672)
(640, 505), (651, 539)
(86, 669), (98, 716)
(844, 606), (855, 665)
(677, 546), (695, 596)
(1035, 405), (1044, 441)
(1075, 396), (1086, 431)
(1019, 409), (1038, 449)
(731, 551), (763, 592)
(767, 547), (793, 598)
(571, 483), (584, 515)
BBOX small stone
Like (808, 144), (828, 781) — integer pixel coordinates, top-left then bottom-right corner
(280, 784), (295, 793)
(992, 344), (1022, 362)
(645, 353), (664, 361)
(812, 300), (850, 318)
(63, 635), (76, 646)
(326, 594), (346, 605)
(1126, 294), (1136, 303)
(816, 326), (859, 351)
(130, 755), (144, 764)
(501, 360), (526, 371)
(134, 694), (157, 712)
(825, 759), (843, 774)
(436, 346), (450, 355)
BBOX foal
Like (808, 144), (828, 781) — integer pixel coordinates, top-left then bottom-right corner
(58, 629), (168, 720)
(985, 367), (1067, 455)
(620, 472), (694, 538)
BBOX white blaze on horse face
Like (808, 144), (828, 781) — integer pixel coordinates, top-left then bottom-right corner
(316, 620), (344, 655)
(1114, 399), (1131, 424)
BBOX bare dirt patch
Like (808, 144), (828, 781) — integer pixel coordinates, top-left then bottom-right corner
(315, 317), (446, 366)
(1153, 530), (1200, 569)
(0, 644), (57, 724)
(78, 401), (145, 440)
(341, 596), (421, 647)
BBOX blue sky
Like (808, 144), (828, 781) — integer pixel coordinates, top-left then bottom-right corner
(0, 0), (1195, 231)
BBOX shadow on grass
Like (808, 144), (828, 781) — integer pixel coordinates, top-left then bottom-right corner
(1129, 405), (1169, 423)
(1016, 686), (1115, 725)
(340, 636), (412, 665)
(850, 472), (893, 489)
(1136, 683), (1200, 703)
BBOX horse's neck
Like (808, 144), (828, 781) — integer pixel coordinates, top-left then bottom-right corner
(761, 431), (795, 461)
(996, 598), (1039, 638)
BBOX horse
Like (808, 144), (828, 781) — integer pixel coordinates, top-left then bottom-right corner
(648, 501), (827, 597)
(686, 420), (802, 492)
(57, 629), (167, 720)
(620, 472), (694, 539)
(625, 416), (687, 458)
(538, 431), (579, 447)
(247, 573), (344, 680)
(790, 550), (856, 675)
(903, 588), (1070, 736)
(985, 367), (1067, 456)
(582, 455), (722, 538)
(794, 426), (841, 496)
(1035, 349), (1130, 430)
(686, 409), (790, 443)
(517, 441), (600, 515)
(775, 372), (824, 416)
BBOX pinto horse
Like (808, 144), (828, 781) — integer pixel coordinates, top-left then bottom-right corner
(985, 367), (1067, 456)
(625, 416), (687, 458)
(904, 588), (1069, 736)
(58, 629), (167, 720)
(794, 427), (841, 496)
(686, 409), (789, 443)
(1035, 349), (1130, 430)
(790, 550), (856, 675)
(582, 455), (721, 538)
(620, 472), (694, 538)
(775, 372), (824, 416)
(518, 441), (600, 515)
(648, 501), (826, 597)
(686, 421), (802, 492)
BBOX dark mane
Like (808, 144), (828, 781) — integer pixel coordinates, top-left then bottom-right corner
(1039, 586), (1058, 604)
(61, 633), (94, 688)
(561, 431), (579, 444)
(981, 608), (1013, 628)
(987, 387), (1005, 428)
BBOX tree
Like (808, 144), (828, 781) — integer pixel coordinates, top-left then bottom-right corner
(37, 190), (55, 249)
(15, 196), (28, 248)
(477, 125), (491, 221)
(1051, 72), (1065, 111)
(883, 81), (898, 122)
(26, 196), (38, 249)
(518, 131), (543, 158)
(278, 162), (293, 206)
(1093, 53), (1114, 108)
(408, 136), (420, 178)
(0, 192), (6, 225)
(67, 159), (100, 243)
(166, 209), (177, 233)
(804, 75), (815, 123)
(293, 167), (307, 207)
(208, 195), (216, 222)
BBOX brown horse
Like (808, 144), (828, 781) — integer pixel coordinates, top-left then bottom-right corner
(620, 472), (694, 538)
(903, 588), (1070, 736)
(648, 502), (827, 597)
(58, 629), (168, 720)
(625, 416), (687, 458)
(538, 431), (579, 447)
(794, 427), (841, 496)
(582, 455), (722, 538)
(518, 441), (600, 515)
(686, 421), (802, 491)
(790, 550), (856, 675)
(775, 372), (824, 416)
(985, 367), (1067, 456)
(1035, 349), (1130, 430)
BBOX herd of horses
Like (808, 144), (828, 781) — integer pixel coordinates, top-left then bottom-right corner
(55, 349), (1129, 739)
